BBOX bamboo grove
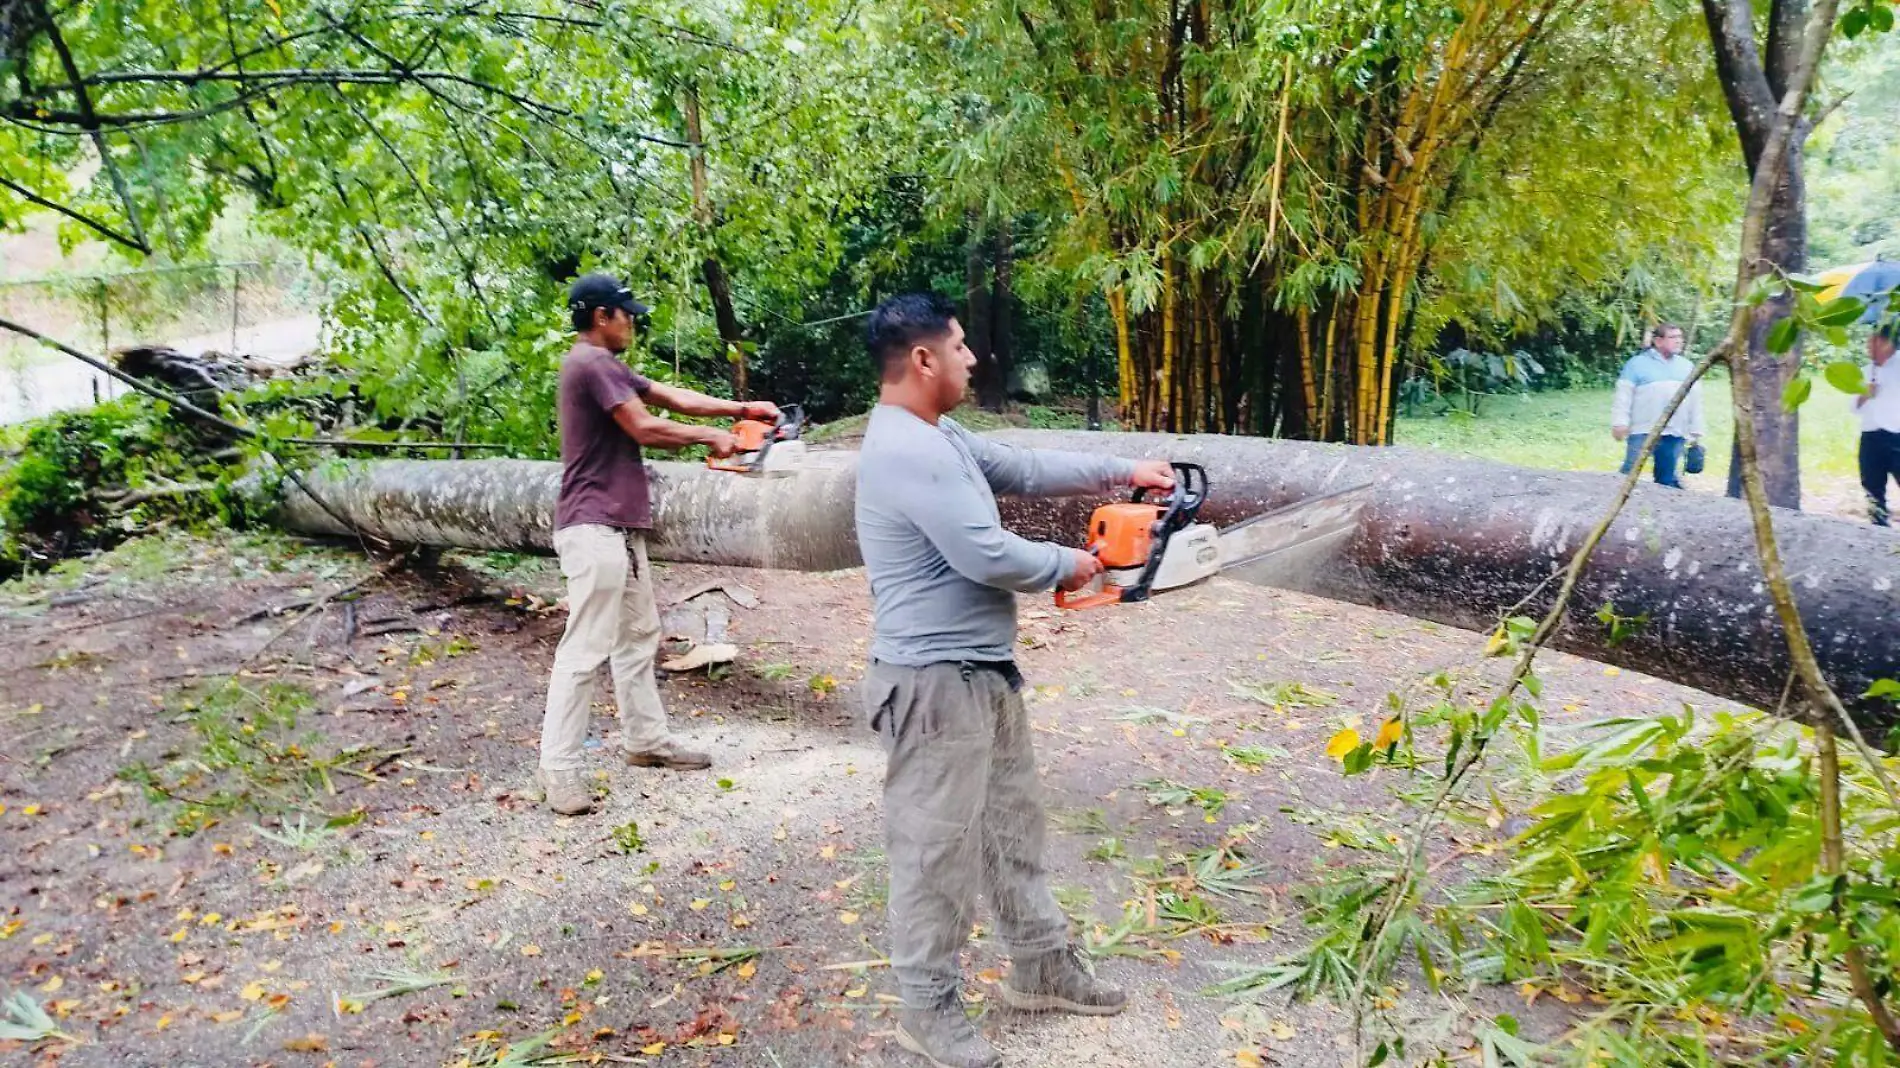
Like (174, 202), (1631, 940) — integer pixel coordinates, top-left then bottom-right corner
(945, 0), (1733, 442)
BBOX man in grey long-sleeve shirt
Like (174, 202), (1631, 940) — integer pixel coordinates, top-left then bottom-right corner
(855, 293), (1176, 1068)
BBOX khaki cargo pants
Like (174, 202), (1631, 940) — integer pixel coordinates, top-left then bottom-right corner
(541, 524), (669, 771)
(862, 659), (1070, 1007)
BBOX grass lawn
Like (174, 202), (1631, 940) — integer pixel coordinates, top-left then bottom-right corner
(1394, 376), (1869, 518)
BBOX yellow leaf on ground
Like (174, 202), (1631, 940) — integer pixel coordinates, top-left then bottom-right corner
(629, 902), (649, 916)
(200, 912), (222, 926)
(284, 1034), (330, 1053)
(737, 960), (757, 980)
(1236, 1052), (1266, 1067)
(819, 845), (837, 860)
(240, 982), (267, 1001)
(1375, 717), (1403, 749)
(642, 1042), (666, 1055)
(563, 1010), (583, 1026)
(838, 911), (859, 926)
(731, 914), (752, 929)
(718, 1033), (736, 1045)
(37, 975), (62, 994)
(1604, 666), (1622, 677)
(718, 880), (736, 892)
(520, 944), (542, 957)
(585, 969), (604, 984)
(1325, 728), (1361, 760)
(156, 1014), (172, 1031)
(22, 804), (41, 816)
(1268, 1020), (1295, 1040)
(211, 1010), (244, 1023)
(31, 933), (53, 946)
(690, 899), (711, 912)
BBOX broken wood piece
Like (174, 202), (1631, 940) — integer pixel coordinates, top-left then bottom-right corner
(659, 643), (738, 673)
(669, 581), (761, 610)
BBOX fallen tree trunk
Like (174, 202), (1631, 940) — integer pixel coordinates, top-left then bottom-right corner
(271, 454), (864, 572)
(990, 430), (1899, 736)
(270, 432), (1899, 734)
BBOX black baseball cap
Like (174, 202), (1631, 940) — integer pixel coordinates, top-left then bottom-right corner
(567, 272), (651, 320)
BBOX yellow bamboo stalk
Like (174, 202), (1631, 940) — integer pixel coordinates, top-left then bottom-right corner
(1297, 304), (1318, 435)
(1109, 287), (1135, 419)
(1160, 261), (1176, 432)
(1320, 305), (1339, 441)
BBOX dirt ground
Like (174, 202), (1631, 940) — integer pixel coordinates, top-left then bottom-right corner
(0, 531), (1743, 1068)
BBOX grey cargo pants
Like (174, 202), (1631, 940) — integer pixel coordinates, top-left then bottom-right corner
(863, 660), (1070, 1007)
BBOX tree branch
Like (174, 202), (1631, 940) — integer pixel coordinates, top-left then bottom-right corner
(30, 0), (150, 249)
(1701, 0), (1778, 165)
(0, 173), (149, 252)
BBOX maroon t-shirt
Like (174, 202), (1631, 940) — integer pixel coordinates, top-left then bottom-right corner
(554, 342), (655, 531)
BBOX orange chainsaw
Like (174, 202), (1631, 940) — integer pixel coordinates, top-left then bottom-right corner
(707, 404), (806, 476)
(1055, 462), (1220, 610)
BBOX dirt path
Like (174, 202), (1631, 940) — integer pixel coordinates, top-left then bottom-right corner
(0, 533), (1733, 1066)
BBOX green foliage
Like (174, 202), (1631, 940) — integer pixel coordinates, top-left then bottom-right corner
(1269, 665), (1900, 1065)
(0, 398), (235, 574)
(116, 677), (373, 834)
(1135, 778), (1230, 819)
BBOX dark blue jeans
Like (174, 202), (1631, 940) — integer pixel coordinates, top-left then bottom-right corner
(1862, 430), (1899, 526)
(1621, 433), (1685, 488)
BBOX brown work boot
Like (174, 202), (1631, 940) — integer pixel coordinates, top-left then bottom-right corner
(894, 997), (1001, 1068)
(999, 947), (1126, 1015)
(623, 738), (712, 771)
(533, 766), (594, 816)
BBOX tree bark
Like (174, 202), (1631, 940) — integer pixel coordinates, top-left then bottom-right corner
(1702, 0), (1808, 508)
(684, 88), (748, 398)
(964, 215), (1001, 410)
(265, 433), (1900, 735)
(1727, 150), (1806, 507)
(988, 218), (1014, 410)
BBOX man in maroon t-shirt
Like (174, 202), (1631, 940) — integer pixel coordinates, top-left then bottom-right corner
(537, 272), (781, 817)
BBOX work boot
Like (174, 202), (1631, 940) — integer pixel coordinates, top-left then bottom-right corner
(533, 766), (594, 816)
(999, 947), (1127, 1015)
(894, 997), (1001, 1068)
(623, 738), (712, 771)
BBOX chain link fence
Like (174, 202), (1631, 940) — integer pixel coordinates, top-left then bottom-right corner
(1, 260), (321, 424)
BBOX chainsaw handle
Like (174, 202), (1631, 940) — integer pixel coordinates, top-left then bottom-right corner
(1132, 462), (1207, 529)
(774, 403), (805, 437)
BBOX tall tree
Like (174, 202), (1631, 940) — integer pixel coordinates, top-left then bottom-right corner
(936, 0), (1738, 443)
(1702, 0), (1827, 507)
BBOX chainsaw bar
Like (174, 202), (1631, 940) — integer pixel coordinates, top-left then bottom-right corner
(1214, 482), (1374, 593)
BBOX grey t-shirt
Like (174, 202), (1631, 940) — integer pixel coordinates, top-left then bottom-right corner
(855, 405), (1134, 665)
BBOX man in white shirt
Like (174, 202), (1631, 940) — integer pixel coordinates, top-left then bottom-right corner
(1857, 326), (1900, 526)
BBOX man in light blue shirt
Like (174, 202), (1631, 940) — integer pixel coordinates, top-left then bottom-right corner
(1611, 323), (1705, 488)
(855, 293), (1174, 1068)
